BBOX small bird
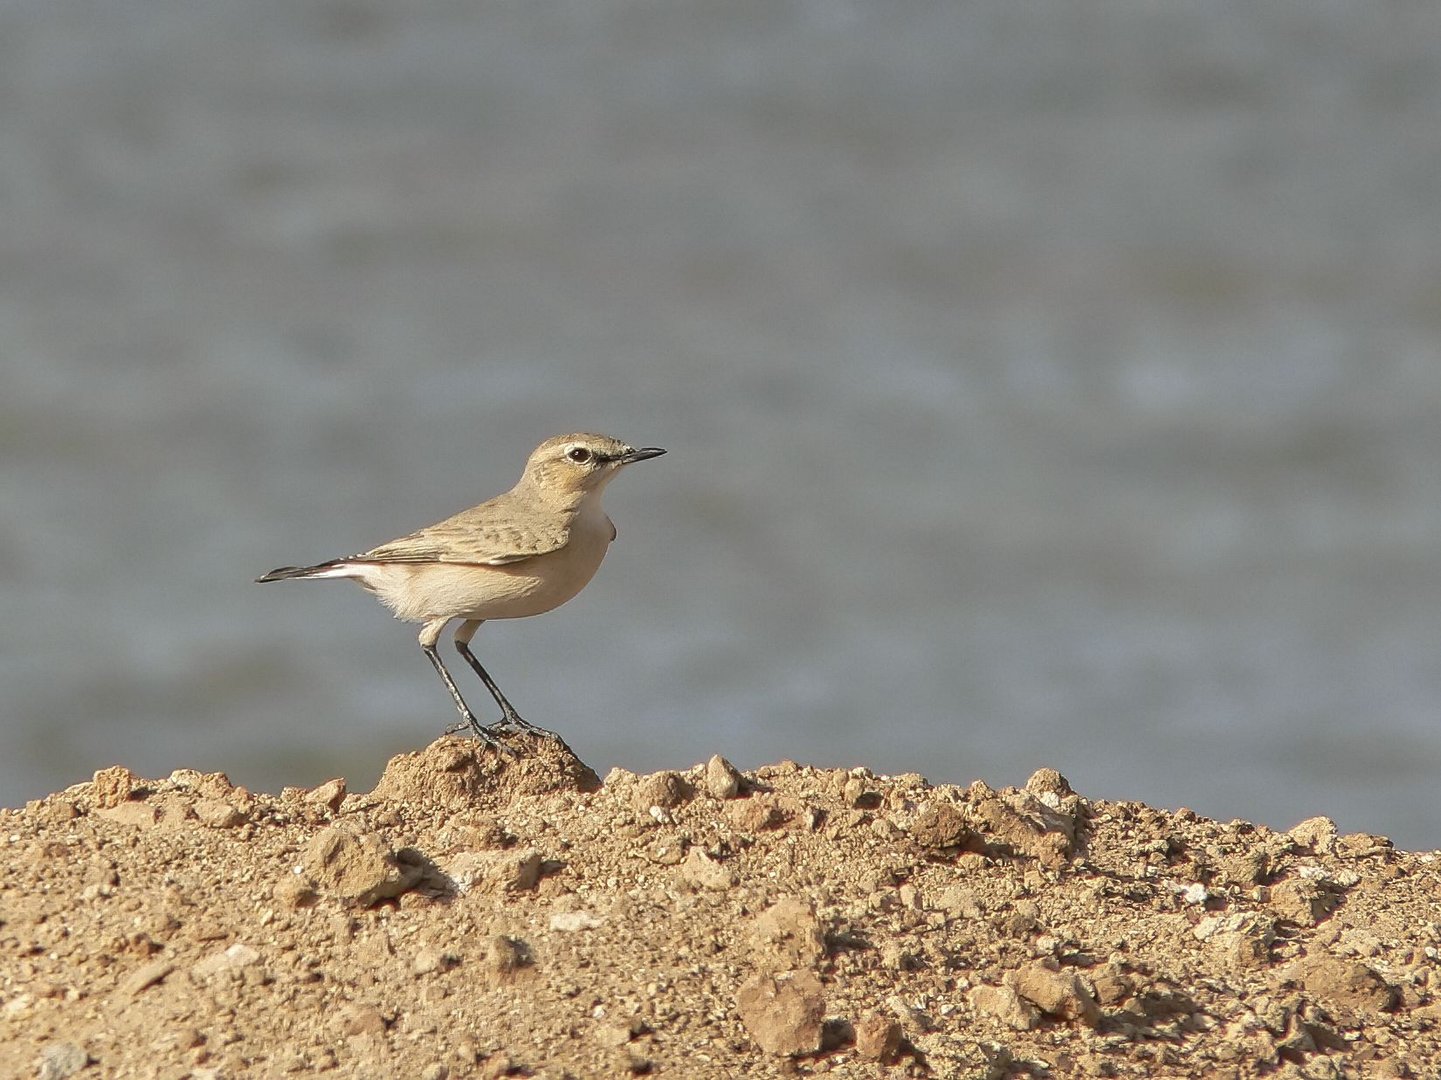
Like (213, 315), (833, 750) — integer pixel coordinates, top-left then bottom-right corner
(257, 433), (666, 749)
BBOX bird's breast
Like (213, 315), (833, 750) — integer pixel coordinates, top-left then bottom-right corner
(488, 513), (614, 618)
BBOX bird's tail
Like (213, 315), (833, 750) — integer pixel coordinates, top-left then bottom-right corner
(255, 560), (353, 583)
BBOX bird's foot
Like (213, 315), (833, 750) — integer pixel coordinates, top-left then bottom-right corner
(442, 716), (519, 757)
(492, 711), (575, 755)
(493, 710), (563, 740)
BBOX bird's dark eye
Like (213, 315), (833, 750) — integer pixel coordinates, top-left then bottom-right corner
(567, 446), (592, 464)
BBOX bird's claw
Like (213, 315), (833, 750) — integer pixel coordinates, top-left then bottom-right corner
(494, 711), (564, 740)
(442, 716), (520, 757)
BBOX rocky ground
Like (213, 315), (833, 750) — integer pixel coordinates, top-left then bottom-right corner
(3, 736), (1440, 1079)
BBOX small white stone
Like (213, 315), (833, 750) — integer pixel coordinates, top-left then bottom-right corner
(549, 911), (604, 932)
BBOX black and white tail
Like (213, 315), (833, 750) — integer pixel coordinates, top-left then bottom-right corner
(255, 560), (362, 583)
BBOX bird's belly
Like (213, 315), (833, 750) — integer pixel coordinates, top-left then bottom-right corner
(369, 530), (612, 623)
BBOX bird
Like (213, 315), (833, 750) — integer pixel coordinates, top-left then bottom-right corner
(257, 433), (666, 750)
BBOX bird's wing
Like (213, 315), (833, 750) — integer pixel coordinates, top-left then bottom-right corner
(356, 498), (573, 566)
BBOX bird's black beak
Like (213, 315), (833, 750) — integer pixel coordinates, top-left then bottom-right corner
(615, 447), (666, 465)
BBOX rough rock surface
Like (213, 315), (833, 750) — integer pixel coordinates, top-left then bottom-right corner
(3, 741), (1440, 1077)
(736, 969), (827, 1056)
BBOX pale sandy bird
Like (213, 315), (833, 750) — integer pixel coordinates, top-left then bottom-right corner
(257, 433), (666, 749)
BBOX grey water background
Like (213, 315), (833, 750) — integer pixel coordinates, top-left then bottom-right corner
(4, 2), (1441, 849)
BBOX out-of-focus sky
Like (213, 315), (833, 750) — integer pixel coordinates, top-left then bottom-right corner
(4, 2), (1441, 848)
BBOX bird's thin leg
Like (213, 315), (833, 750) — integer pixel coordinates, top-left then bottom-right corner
(421, 645), (516, 752)
(417, 621), (513, 752)
(454, 620), (561, 739)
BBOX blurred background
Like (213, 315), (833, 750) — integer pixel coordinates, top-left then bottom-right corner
(4, 2), (1440, 848)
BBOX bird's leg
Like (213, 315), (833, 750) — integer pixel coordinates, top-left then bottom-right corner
(421, 645), (517, 752)
(418, 621), (514, 752)
(454, 620), (562, 740)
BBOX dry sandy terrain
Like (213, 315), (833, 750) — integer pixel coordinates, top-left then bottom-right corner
(3, 736), (1440, 1079)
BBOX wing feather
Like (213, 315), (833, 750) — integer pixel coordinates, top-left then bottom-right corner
(357, 495), (573, 566)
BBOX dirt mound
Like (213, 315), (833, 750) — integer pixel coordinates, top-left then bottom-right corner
(368, 734), (602, 810)
(3, 740), (1439, 1078)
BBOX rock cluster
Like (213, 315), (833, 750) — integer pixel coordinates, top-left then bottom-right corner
(1, 739), (1435, 1077)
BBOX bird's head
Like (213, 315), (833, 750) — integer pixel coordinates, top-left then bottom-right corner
(521, 433), (666, 502)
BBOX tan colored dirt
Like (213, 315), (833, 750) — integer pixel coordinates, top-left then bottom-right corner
(3, 737), (1439, 1078)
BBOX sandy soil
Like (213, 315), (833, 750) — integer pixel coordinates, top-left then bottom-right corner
(3, 736), (1439, 1079)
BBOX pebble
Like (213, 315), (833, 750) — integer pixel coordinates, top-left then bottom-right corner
(634, 771), (693, 812)
(44, 800), (78, 824)
(306, 777), (348, 813)
(445, 848), (542, 894)
(750, 897), (826, 969)
(870, 816), (901, 840)
(843, 777), (880, 808)
(936, 885), (983, 920)
(482, 935), (527, 979)
(703, 755), (743, 799)
(193, 798), (247, 828)
(1177, 882), (1209, 905)
(1024, 768), (1075, 799)
(1288, 816), (1339, 854)
(595, 1023), (633, 1048)
(549, 910), (604, 932)
(274, 875), (319, 909)
(678, 847), (736, 891)
(1090, 971), (1134, 1007)
(412, 947), (459, 975)
(970, 983), (1041, 1031)
(724, 797), (788, 832)
(981, 792), (1077, 867)
(160, 1026), (205, 1051)
(908, 801), (975, 850)
(192, 942), (262, 978)
(1283, 954), (1397, 1013)
(1269, 877), (1340, 927)
(887, 995), (935, 1031)
(1216, 847), (1271, 887)
(735, 970), (825, 1055)
(853, 1010), (903, 1062)
(301, 824), (422, 906)
(1010, 960), (1101, 1027)
(120, 958), (175, 997)
(36, 1042), (89, 1080)
(1194, 912), (1275, 971)
(341, 1003), (388, 1036)
(886, 942), (923, 971)
(90, 765), (135, 809)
